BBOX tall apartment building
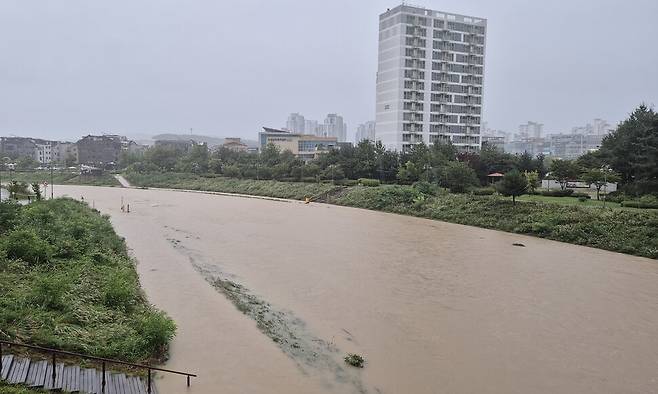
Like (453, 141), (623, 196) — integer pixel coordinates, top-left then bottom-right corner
(286, 113), (306, 133)
(355, 121), (376, 142)
(518, 121), (544, 139)
(321, 113), (347, 142)
(376, 5), (487, 152)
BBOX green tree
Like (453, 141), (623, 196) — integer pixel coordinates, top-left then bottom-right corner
(496, 170), (527, 206)
(598, 104), (658, 193)
(31, 182), (42, 201)
(549, 159), (580, 190)
(144, 145), (179, 171)
(581, 168), (620, 200)
(443, 161), (479, 193)
(517, 151), (534, 173)
(524, 170), (540, 193)
(6, 181), (28, 199)
(576, 151), (603, 170)
(16, 156), (38, 170)
(396, 161), (421, 184)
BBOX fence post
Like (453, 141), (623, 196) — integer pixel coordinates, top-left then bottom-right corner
(52, 354), (56, 387)
(147, 369), (152, 394)
(102, 362), (106, 393)
(0, 342), (3, 378)
(187, 375), (190, 387)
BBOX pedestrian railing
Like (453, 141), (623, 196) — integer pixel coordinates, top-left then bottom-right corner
(0, 340), (196, 393)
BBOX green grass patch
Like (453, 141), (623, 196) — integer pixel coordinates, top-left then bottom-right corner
(0, 199), (175, 363)
(4, 171), (119, 187)
(125, 172), (335, 200)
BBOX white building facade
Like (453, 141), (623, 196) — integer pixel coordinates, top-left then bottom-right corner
(375, 5), (487, 152)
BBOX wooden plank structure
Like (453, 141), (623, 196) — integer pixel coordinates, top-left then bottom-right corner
(0, 355), (160, 393)
(0, 340), (191, 393)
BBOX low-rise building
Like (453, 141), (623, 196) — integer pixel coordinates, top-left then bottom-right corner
(481, 136), (506, 151)
(52, 142), (78, 165)
(222, 138), (249, 153)
(259, 127), (338, 161)
(154, 139), (196, 153)
(76, 135), (123, 166)
(0, 137), (38, 160)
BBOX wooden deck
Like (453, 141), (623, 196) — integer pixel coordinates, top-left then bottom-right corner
(1, 354), (159, 393)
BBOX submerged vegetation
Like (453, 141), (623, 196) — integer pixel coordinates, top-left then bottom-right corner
(344, 354), (365, 368)
(125, 173), (658, 259)
(0, 198), (175, 363)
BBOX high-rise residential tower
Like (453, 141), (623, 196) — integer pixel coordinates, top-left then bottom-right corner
(376, 5), (487, 152)
(322, 113), (347, 142)
(286, 113), (306, 133)
(355, 121), (376, 142)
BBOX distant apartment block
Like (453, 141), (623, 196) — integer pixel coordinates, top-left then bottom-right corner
(286, 113), (306, 134)
(305, 119), (319, 135)
(154, 139), (196, 153)
(481, 135), (505, 150)
(259, 127), (338, 161)
(355, 121), (376, 142)
(376, 5), (487, 152)
(320, 113), (347, 142)
(0, 137), (38, 160)
(77, 135), (126, 166)
(518, 121), (544, 139)
(52, 142), (78, 164)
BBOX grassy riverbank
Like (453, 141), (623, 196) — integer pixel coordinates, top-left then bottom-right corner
(0, 198), (176, 363)
(125, 172), (658, 259)
(3, 171), (119, 187)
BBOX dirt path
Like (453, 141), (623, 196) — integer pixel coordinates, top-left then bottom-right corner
(56, 185), (658, 394)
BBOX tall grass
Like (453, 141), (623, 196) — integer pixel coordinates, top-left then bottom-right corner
(0, 198), (175, 363)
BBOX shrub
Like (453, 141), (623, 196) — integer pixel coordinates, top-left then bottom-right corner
(138, 311), (177, 356)
(103, 270), (137, 310)
(2, 229), (53, 264)
(621, 198), (658, 209)
(0, 201), (21, 234)
(578, 196), (588, 202)
(358, 178), (380, 187)
(443, 161), (479, 193)
(604, 191), (626, 203)
(571, 192), (592, 199)
(344, 353), (365, 368)
(471, 187), (495, 195)
(540, 189), (574, 197)
(335, 179), (358, 186)
(32, 276), (70, 310)
(413, 181), (438, 196)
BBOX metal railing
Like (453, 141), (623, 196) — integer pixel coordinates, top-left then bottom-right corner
(0, 340), (196, 393)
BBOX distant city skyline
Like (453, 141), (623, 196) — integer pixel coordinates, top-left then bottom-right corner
(1, 0), (656, 141)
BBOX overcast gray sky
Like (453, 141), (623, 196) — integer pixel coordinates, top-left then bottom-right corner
(1, 0), (657, 141)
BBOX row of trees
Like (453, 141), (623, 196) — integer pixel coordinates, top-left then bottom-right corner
(124, 139), (547, 191)
(122, 105), (657, 195)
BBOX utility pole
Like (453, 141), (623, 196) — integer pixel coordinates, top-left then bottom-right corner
(50, 164), (54, 199)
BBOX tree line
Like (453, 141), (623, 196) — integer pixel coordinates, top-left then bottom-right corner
(122, 105), (657, 196)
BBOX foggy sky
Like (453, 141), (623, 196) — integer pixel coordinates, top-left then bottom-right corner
(1, 0), (657, 142)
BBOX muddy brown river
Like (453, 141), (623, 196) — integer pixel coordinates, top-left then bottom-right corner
(55, 185), (658, 394)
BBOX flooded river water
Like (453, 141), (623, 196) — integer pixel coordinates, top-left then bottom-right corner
(55, 185), (658, 394)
